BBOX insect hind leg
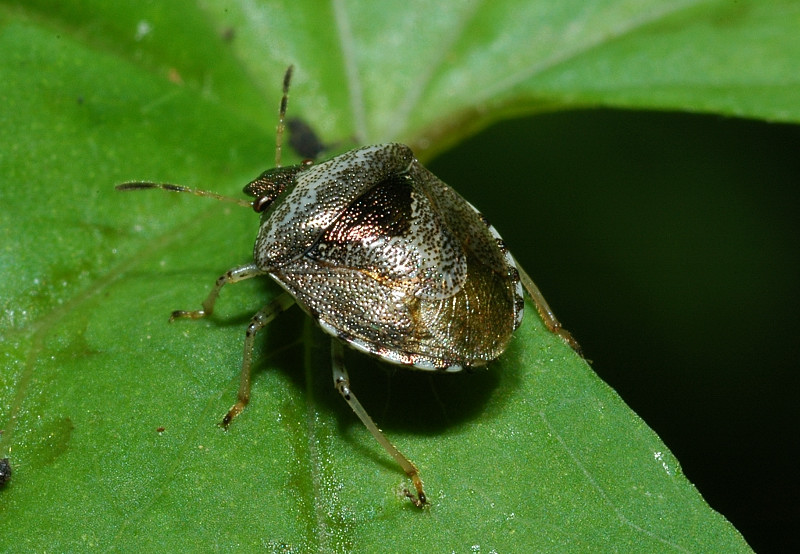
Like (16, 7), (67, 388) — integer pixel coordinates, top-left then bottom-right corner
(331, 340), (427, 507)
(516, 263), (583, 356)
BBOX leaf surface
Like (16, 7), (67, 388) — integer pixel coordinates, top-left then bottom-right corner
(2, 0), (784, 550)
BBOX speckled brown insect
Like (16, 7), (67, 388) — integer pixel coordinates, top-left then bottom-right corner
(117, 66), (580, 507)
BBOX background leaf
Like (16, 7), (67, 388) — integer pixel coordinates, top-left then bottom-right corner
(4, 0), (796, 550)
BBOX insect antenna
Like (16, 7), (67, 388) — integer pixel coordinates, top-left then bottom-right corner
(115, 182), (253, 208)
(118, 66), (295, 206)
(274, 64), (294, 168)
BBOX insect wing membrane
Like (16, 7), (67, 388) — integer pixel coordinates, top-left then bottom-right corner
(265, 144), (521, 370)
(254, 144), (414, 267)
(408, 159), (522, 365)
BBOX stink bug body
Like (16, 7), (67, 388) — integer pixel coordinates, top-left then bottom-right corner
(118, 66), (579, 507)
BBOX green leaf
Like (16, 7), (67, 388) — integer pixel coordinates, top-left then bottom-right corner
(2, 0), (785, 549)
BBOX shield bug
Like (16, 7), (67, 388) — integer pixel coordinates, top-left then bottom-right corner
(118, 66), (580, 507)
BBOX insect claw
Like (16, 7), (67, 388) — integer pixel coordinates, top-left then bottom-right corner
(403, 487), (427, 508)
(169, 309), (206, 322)
(404, 474), (427, 508)
(220, 402), (245, 429)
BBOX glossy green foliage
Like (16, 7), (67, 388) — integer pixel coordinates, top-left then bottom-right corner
(4, 0), (794, 550)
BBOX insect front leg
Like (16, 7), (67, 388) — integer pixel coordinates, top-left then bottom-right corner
(331, 340), (427, 507)
(170, 263), (267, 321)
(516, 263), (583, 356)
(221, 292), (296, 428)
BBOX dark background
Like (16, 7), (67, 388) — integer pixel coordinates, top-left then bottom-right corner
(429, 110), (800, 553)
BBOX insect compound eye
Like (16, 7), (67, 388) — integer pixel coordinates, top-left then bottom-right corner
(253, 195), (272, 213)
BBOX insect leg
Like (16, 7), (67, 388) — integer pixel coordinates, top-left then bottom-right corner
(221, 292), (296, 428)
(330, 340), (427, 507)
(516, 263), (583, 356)
(170, 263), (266, 321)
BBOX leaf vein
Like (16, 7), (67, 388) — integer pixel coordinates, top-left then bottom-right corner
(538, 411), (691, 553)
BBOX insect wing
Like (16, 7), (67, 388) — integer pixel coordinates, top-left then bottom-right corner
(266, 144), (522, 370)
(254, 144), (414, 267)
(407, 158), (523, 364)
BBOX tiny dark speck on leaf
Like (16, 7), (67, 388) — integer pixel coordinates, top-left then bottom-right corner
(0, 458), (11, 487)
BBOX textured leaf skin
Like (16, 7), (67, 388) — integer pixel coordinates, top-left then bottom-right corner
(1, 1), (783, 550)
